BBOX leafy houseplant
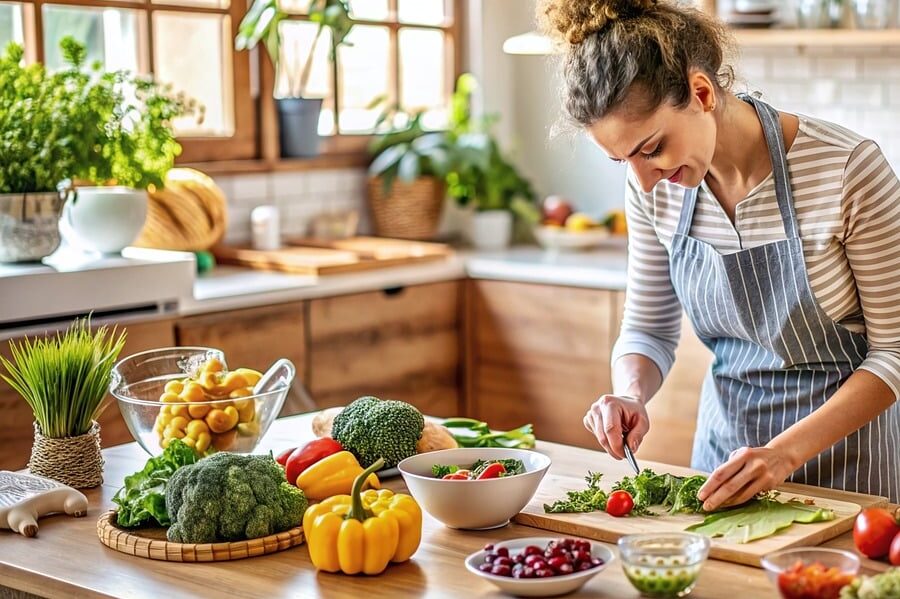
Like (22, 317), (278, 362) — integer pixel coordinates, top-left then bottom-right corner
(444, 74), (537, 249)
(0, 318), (127, 488)
(365, 105), (453, 240)
(0, 37), (199, 259)
(236, 0), (353, 157)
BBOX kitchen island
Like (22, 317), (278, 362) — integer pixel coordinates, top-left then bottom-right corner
(0, 413), (890, 599)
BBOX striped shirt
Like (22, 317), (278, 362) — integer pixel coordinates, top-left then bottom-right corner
(611, 113), (900, 398)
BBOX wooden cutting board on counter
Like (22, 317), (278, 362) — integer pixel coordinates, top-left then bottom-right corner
(212, 236), (452, 275)
(514, 472), (887, 568)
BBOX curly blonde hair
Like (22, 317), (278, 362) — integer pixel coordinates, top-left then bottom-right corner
(538, 0), (734, 127)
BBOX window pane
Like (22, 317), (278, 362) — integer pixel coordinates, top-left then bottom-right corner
(279, 20), (334, 135)
(279, 0), (310, 13)
(398, 0), (446, 25)
(349, 0), (388, 20)
(337, 24), (389, 133)
(43, 5), (140, 72)
(0, 2), (23, 49)
(399, 27), (445, 126)
(153, 12), (233, 136)
(152, 0), (229, 8)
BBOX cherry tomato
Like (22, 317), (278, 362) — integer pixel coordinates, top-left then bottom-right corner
(890, 531), (900, 566)
(284, 437), (344, 485)
(275, 447), (296, 466)
(476, 462), (507, 480)
(777, 561), (855, 599)
(853, 508), (900, 559)
(443, 473), (469, 480)
(605, 490), (635, 517)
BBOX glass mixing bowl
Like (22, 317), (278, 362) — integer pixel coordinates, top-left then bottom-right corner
(109, 347), (292, 456)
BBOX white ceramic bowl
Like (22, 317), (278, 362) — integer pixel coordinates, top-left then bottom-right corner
(398, 447), (551, 530)
(464, 536), (615, 597)
(533, 225), (610, 251)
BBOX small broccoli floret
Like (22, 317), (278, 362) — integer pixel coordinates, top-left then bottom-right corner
(331, 395), (425, 469)
(165, 452), (308, 543)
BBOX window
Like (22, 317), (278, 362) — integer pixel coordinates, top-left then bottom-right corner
(277, 0), (460, 142)
(7, 0), (461, 166)
(7, 0), (255, 162)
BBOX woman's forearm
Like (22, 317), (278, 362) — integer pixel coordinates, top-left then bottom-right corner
(766, 369), (897, 471)
(612, 353), (664, 404)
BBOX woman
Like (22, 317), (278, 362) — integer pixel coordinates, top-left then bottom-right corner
(538, 0), (900, 508)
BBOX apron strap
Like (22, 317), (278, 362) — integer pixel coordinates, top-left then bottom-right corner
(743, 95), (799, 240)
(675, 95), (799, 241)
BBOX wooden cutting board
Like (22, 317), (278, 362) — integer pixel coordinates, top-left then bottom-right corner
(212, 237), (452, 275)
(514, 472), (888, 568)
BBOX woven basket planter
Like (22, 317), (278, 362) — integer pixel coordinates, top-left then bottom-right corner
(367, 176), (445, 240)
(29, 421), (104, 489)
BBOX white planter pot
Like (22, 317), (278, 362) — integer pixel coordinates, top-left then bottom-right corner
(61, 186), (147, 254)
(468, 210), (513, 250)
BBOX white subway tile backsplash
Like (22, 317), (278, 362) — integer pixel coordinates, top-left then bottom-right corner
(838, 82), (885, 108)
(863, 57), (900, 79)
(814, 57), (860, 80)
(807, 79), (840, 106)
(270, 172), (309, 201)
(306, 170), (341, 195)
(230, 173), (270, 202)
(736, 55), (767, 81)
(767, 56), (812, 80)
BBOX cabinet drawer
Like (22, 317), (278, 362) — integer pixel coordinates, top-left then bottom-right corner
(308, 281), (462, 416)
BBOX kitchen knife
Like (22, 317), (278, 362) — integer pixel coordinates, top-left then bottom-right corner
(622, 431), (641, 475)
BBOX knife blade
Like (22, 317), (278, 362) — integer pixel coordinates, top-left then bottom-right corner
(622, 431), (641, 475)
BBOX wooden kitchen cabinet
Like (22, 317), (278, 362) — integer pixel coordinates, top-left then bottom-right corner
(465, 280), (619, 449)
(612, 291), (713, 467)
(307, 281), (463, 416)
(0, 318), (177, 471)
(175, 302), (310, 416)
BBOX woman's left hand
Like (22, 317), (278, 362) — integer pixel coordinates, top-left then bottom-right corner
(697, 447), (796, 512)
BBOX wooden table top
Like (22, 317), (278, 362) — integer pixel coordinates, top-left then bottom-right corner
(0, 413), (892, 599)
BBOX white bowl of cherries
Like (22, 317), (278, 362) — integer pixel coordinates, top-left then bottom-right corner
(464, 536), (615, 597)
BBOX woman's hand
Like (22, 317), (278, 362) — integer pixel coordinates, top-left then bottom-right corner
(697, 446), (797, 511)
(583, 394), (650, 460)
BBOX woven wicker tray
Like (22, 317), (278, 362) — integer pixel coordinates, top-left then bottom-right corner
(96, 510), (304, 562)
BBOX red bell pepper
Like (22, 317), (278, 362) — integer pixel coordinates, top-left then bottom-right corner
(285, 438), (344, 485)
(276, 447), (296, 467)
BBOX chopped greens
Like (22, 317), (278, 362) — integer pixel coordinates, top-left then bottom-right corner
(544, 472), (609, 513)
(608, 469), (708, 516)
(685, 498), (835, 543)
(471, 459), (526, 478)
(432, 464), (459, 478)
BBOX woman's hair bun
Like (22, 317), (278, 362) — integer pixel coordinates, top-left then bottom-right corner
(538, 0), (658, 44)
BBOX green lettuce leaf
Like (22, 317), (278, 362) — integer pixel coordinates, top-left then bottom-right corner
(112, 439), (199, 528)
(685, 499), (835, 543)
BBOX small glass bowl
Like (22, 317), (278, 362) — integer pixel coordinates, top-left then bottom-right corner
(617, 533), (711, 598)
(761, 547), (860, 598)
(109, 347), (292, 457)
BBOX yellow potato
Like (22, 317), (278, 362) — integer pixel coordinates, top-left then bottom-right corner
(186, 419), (209, 438)
(205, 406), (239, 434)
(197, 371), (220, 392)
(237, 401), (255, 423)
(233, 368), (262, 387)
(211, 428), (237, 451)
(237, 421), (260, 437)
(170, 404), (190, 419)
(195, 432), (212, 453)
(181, 436), (196, 448)
(203, 357), (225, 373)
(164, 380), (185, 395)
(160, 392), (182, 404)
(180, 382), (206, 403)
(188, 403), (211, 419)
(163, 425), (186, 440)
(169, 416), (189, 431)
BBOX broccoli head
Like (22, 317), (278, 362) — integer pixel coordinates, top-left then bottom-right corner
(165, 452), (308, 544)
(331, 396), (425, 469)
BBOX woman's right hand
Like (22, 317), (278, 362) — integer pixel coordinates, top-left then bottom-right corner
(583, 394), (650, 460)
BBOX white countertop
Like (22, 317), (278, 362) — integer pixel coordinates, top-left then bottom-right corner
(185, 240), (628, 315)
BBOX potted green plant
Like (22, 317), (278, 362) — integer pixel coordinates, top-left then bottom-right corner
(0, 37), (198, 259)
(0, 318), (127, 488)
(444, 74), (537, 250)
(236, 0), (353, 158)
(366, 103), (453, 240)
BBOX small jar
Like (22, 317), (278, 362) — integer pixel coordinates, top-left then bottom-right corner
(251, 205), (281, 251)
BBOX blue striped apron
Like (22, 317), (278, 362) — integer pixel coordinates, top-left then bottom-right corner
(668, 95), (900, 501)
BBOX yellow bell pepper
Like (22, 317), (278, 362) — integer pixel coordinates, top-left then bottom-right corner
(296, 450), (380, 501)
(303, 458), (423, 575)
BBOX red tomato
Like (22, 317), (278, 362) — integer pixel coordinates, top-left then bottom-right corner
(476, 463), (507, 480)
(890, 531), (900, 566)
(853, 508), (900, 559)
(606, 490), (635, 517)
(284, 437), (344, 485)
(777, 561), (855, 599)
(443, 473), (469, 480)
(275, 447), (296, 467)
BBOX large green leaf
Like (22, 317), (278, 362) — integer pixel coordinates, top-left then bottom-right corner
(397, 151), (422, 182)
(686, 499), (835, 544)
(368, 143), (408, 177)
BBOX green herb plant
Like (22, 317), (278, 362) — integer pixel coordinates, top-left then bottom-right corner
(236, 0), (353, 98)
(0, 317), (127, 438)
(0, 37), (198, 193)
(544, 472), (609, 513)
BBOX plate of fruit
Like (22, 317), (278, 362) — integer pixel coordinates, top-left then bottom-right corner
(533, 196), (617, 251)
